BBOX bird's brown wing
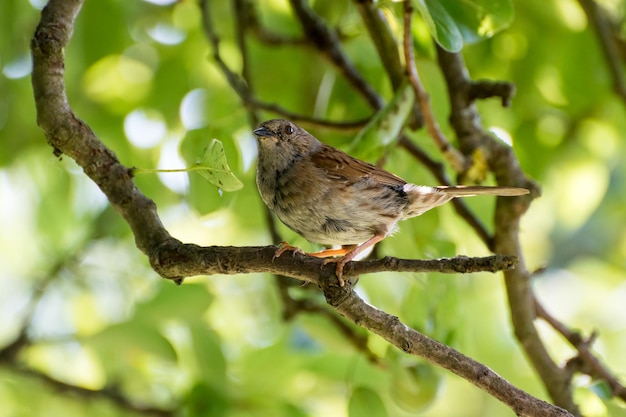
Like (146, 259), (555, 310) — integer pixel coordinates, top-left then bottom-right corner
(310, 144), (407, 187)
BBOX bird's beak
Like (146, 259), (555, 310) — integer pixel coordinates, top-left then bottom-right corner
(253, 126), (273, 138)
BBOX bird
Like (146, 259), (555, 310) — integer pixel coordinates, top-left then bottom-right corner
(253, 119), (529, 286)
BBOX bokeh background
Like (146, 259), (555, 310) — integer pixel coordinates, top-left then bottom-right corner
(1, 0), (625, 416)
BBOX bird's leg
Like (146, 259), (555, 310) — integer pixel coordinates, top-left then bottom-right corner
(275, 237), (384, 287)
(275, 243), (354, 260)
(307, 245), (356, 258)
(324, 235), (386, 286)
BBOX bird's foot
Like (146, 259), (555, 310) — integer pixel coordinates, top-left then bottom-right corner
(273, 241), (305, 261)
(320, 257), (353, 287)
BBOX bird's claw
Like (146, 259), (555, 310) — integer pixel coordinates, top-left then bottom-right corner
(322, 257), (350, 287)
(273, 241), (304, 262)
(274, 243), (353, 287)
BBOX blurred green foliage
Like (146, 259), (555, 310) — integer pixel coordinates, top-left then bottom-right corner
(1, 0), (626, 416)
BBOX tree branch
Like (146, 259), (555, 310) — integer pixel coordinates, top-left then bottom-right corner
(288, 0), (384, 110)
(402, 2), (467, 173)
(4, 365), (173, 417)
(199, 0), (370, 132)
(148, 241), (518, 284)
(320, 279), (572, 417)
(577, 0), (626, 104)
(435, 46), (581, 415)
(536, 299), (626, 402)
(354, 0), (404, 90)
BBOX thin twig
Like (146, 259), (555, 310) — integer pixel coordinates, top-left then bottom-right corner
(354, 0), (404, 90)
(233, 0), (258, 127)
(535, 299), (626, 401)
(401, 2), (467, 173)
(201, 0), (370, 131)
(5, 365), (173, 417)
(354, 0), (423, 128)
(276, 283), (380, 364)
(577, 0), (626, 104)
(250, 98), (370, 131)
(289, 0), (384, 110)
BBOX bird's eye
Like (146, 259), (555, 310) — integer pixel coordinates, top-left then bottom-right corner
(284, 124), (294, 135)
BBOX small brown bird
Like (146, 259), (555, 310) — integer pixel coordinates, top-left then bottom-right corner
(254, 119), (528, 286)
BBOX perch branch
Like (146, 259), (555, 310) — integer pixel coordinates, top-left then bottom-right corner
(148, 241), (519, 284)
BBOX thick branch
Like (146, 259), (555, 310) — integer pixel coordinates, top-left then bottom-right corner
(31, 0), (171, 256)
(436, 46), (580, 415)
(149, 240), (517, 284)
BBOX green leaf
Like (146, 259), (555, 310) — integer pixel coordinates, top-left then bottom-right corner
(414, 0), (463, 52)
(349, 80), (415, 162)
(348, 386), (388, 417)
(589, 380), (613, 400)
(190, 324), (228, 389)
(180, 128), (241, 214)
(185, 382), (230, 417)
(414, 0), (514, 52)
(601, 399), (626, 417)
(195, 139), (243, 192)
(390, 362), (441, 412)
(87, 321), (178, 366)
(134, 282), (214, 324)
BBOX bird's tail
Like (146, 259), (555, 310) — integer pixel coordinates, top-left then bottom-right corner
(434, 185), (529, 197)
(403, 185), (529, 218)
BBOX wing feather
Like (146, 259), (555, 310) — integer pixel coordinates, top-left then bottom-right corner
(310, 145), (407, 187)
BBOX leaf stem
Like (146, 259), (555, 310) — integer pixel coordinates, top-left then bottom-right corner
(133, 165), (234, 175)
